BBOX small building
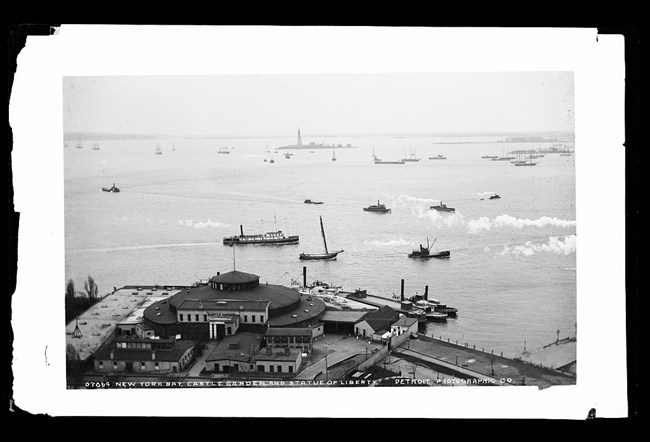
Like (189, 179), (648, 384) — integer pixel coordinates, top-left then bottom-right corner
(265, 327), (313, 353)
(93, 337), (195, 374)
(354, 305), (401, 340)
(391, 316), (419, 337)
(254, 347), (302, 375)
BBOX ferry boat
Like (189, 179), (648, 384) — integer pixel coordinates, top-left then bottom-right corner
(299, 216), (343, 260)
(102, 183), (120, 193)
(363, 200), (391, 213)
(408, 237), (450, 259)
(430, 202), (455, 212)
(433, 303), (458, 317)
(223, 224), (299, 245)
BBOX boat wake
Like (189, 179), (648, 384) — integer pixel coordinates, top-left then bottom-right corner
(68, 242), (223, 254)
(178, 219), (229, 229)
(364, 238), (414, 247)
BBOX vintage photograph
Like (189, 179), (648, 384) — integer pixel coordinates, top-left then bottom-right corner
(62, 72), (577, 390)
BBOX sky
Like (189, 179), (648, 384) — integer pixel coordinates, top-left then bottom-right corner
(62, 72), (574, 138)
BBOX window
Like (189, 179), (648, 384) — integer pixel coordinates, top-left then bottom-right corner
(227, 327), (232, 335)
(269, 365), (274, 372)
(277, 365), (282, 373)
(204, 315), (207, 321)
(99, 361), (103, 368)
(195, 314), (199, 321)
(244, 315), (248, 322)
(141, 362), (145, 368)
(113, 362), (117, 368)
(155, 362), (159, 370)
(252, 315), (256, 323)
(187, 315), (191, 322)
(179, 314), (183, 321)
(214, 363), (219, 371)
(288, 366), (293, 373)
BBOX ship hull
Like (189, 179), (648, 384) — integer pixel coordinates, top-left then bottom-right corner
(223, 235), (299, 245)
(299, 251), (343, 260)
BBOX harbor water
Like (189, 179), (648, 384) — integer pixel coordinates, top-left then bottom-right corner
(64, 135), (576, 358)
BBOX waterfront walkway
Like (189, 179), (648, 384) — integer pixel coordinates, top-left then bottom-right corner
(396, 336), (576, 389)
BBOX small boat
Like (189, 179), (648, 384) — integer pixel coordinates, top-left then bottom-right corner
(155, 144), (162, 155)
(401, 148), (421, 162)
(75, 142), (83, 149)
(428, 154), (446, 160)
(218, 147), (231, 154)
(430, 202), (455, 212)
(332, 147), (337, 161)
(304, 199), (324, 205)
(489, 194), (501, 200)
(433, 303), (458, 317)
(92, 143), (100, 151)
(299, 216), (343, 260)
(270, 157), (275, 164)
(285, 152), (291, 159)
(223, 222), (299, 245)
(408, 237), (450, 259)
(412, 300), (447, 321)
(481, 155), (498, 159)
(102, 183), (120, 193)
(363, 200), (391, 213)
(513, 155), (538, 166)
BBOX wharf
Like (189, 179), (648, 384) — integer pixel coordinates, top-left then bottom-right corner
(340, 291), (426, 319)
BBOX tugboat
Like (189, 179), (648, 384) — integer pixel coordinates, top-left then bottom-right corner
(299, 216), (343, 260)
(223, 222), (299, 245)
(430, 201), (455, 212)
(102, 183), (120, 193)
(433, 303), (458, 317)
(489, 194), (501, 199)
(408, 237), (450, 259)
(363, 200), (391, 213)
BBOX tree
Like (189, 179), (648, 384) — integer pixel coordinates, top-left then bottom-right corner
(84, 275), (98, 300)
(65, 279), (75, 299)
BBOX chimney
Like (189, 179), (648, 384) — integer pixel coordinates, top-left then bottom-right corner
(424, 286), (429, 300)
(400, 279), (405, 302)
(303, 266), (307, 288)
(240, 225), (244, 236)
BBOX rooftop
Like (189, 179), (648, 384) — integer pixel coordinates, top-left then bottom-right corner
(205, 332), (264, 363)
(265, 327), (312, 337)
(359, 305), (401, 333)
(209, 270), (259, 285)
(392, 316), (419, 328)
(319, 310), (368, 324)
(66, 288), (179, 362)
(176, 298), (270, 312)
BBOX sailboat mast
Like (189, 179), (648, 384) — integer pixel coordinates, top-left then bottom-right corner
(320, 216), (329, 254)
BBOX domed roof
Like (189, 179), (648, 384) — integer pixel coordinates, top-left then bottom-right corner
(209, 270), (259, 285)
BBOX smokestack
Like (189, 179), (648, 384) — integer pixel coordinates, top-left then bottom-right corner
(425, 286), (429, 300)
(303, 266), (307, 288)
(400, 279), (404, 302)
(240, 225), (244, 236)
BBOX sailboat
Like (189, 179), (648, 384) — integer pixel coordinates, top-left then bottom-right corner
(331, 146), (337, 161)
(299, 216), (343, 260)
(155, 144), (162, 155)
